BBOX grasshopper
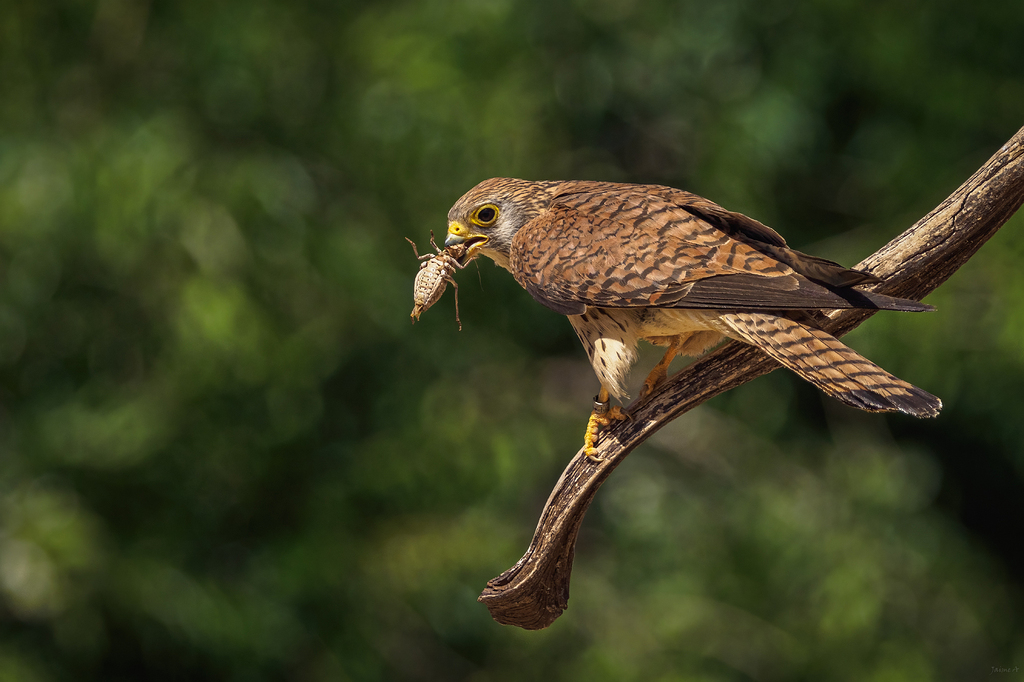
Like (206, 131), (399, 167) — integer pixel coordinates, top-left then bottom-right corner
(407, 231), (469, 330)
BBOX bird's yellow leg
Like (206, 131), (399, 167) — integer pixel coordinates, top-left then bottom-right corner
(639, 337), (684, 400)
(584, 386), (629, 462)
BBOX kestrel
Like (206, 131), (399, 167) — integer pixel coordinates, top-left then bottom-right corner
(444, 178), (941, 458)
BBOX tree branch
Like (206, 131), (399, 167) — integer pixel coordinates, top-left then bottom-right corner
(478, 125), (1024, 630)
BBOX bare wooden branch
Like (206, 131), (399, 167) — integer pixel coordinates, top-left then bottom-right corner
(478, 126), (1024, 630)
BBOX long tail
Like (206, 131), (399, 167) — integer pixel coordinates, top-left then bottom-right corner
(718, 312), (941, 417)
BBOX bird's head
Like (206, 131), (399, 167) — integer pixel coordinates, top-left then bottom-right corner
(445, 177), (557, 270)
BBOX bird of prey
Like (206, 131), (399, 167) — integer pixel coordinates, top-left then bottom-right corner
(444, 178), (941, 458)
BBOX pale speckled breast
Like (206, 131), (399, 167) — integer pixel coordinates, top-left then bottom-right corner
(571, 306), (731, 399)
(567, 308), (642, 400)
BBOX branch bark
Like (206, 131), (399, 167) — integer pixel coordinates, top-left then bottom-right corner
(478, 126), (1024, 630)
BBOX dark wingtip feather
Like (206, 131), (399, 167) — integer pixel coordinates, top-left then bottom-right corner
(837, 288), (936, 313)
(831, 269), (883, 287)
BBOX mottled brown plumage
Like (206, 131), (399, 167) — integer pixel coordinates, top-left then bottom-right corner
(444, 178), (941, 426)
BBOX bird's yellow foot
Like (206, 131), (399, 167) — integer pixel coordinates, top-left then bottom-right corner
(639, 368), (668, 401)
(639, 337), (684, 401)
(583, 397), (629, 462)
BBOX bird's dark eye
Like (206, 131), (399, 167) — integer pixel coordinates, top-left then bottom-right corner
(472, 204), (499, 226)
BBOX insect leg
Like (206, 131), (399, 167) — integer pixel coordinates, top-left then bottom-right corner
(448, 275), (461, 331)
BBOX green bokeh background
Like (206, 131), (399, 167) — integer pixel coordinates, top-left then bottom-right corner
(1, 1), (1022, 680)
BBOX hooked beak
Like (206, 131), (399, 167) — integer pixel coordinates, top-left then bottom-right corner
(445, 221), (489, 262)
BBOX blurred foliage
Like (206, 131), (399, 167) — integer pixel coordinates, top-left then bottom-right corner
(0, 0), (1022, 680)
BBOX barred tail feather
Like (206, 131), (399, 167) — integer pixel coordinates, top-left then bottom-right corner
(719, 312), (941, 418)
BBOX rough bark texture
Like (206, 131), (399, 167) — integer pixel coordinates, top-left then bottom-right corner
(478, 126), (1024, 630)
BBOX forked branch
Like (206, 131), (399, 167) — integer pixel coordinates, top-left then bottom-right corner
(478, 126), (1024, 630)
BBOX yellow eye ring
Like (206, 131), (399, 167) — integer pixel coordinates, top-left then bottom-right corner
(470, 204), (499, 227)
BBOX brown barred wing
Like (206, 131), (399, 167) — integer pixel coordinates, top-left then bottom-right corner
(509, 188), (805, 315)
(718, 312), (941, 417)
(509, 185), (930, 317)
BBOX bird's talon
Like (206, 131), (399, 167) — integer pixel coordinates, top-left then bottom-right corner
(607, 405), (631, 422)
(582, 401), (628, 462)
(638, 377), (662, 401)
